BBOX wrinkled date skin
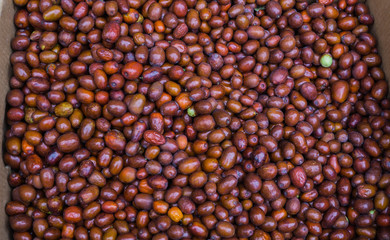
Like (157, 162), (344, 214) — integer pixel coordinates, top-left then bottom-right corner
(143, 130), (166, 145)
(4, 0), (390, 239)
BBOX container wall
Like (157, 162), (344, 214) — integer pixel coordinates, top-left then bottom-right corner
(367, 0), (390, 86)
(0, 0), (15, 238)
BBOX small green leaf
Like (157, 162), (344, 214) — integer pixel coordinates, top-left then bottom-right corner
(369, 210), (376, 215)
(137, 15), (144, 23)
(187, 107), (196, 117)
(255, 6), (265, 11)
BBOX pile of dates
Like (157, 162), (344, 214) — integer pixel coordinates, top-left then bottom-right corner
(4, 0), (390, 239)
